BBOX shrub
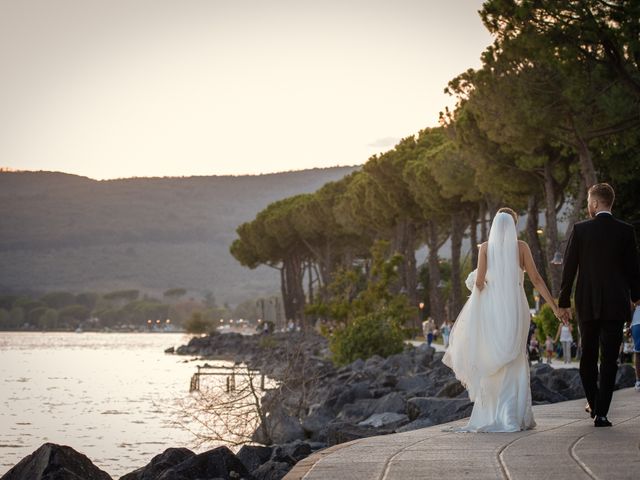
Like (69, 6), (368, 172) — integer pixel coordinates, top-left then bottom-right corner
(184, 311), (211, 334)
(329, 312), (405, 365)
(312, 240), (415, 366)
(533, 302), (578, 344)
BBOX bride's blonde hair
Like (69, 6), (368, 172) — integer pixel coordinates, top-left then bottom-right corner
(497, 207), (518, 225)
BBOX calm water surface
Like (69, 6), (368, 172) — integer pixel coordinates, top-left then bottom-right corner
(0, 332), (229, 478)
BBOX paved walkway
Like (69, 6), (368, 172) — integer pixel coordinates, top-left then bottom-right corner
(285, 388), (640, 480)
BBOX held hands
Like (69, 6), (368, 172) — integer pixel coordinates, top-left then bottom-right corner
(551, 303), (571, 325)
(556, 307), (572, 325)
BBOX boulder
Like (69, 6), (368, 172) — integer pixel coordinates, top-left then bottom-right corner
(301, 404), (334, 435)
(414, 345), (435, 370)
(251, 461), (292, 480)
(326, 381), (372, 411)
(395, 374), (432, 396)
(406, 397), (473, 425)
(236, 445), (272, 473)
(364, 354), (384, 370)
(337, 398), (378, 423)
(435, 379), (465, 398)
(358, 412), (409, 429)
(616, 364), (636, 389)
(253, 407), (305, 445)
(2, 443), (112, 480)
(156, 446), (253, 480)
(381, 353), (413, 375)
(325, 421), (394, 446)
(530, 376), (567, 404)
(551, 369), (584, 400)
(348, 358), (366, 371)
(269, 440), (312, 464)
(372, 391), (406, 415)
(120, 447), (194, 480)
(376, 373), (398, 388)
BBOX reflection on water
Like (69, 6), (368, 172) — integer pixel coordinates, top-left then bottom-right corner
(0, 332), (230, 478)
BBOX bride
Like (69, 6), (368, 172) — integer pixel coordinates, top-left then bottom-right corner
(443, 208), (561, 432)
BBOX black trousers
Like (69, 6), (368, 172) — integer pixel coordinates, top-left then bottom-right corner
(578, 318), (624, 417)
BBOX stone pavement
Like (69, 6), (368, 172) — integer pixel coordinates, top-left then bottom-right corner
(285, 388), (640, 480)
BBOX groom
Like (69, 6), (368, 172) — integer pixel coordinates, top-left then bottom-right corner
(558, 183), (640, 427)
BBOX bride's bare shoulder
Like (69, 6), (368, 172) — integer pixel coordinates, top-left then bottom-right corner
(517, 240), (530, 250)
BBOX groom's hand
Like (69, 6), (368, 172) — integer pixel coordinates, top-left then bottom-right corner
(558, 308), (572, 325)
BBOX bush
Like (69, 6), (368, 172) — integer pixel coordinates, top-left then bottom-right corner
(533, 302), (578, 344)
(533, 303), (557, 343)
(184, 311), (212, 334)
(313, 240), (415, 366)
(329, 312), (405, 365)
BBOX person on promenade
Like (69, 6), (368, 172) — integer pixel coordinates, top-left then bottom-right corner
(529, 335), (541, 364)
(632, 305), (640, 391)
(544, 335), (554, 364)
(558, 183), (640, 427)
(441, 321), (451, 349)
(554, 322), (574, 364)
(444, 208), (562, 432)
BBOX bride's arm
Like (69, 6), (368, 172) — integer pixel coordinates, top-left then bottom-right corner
(475, 242), (488, 291)
(521, 241), (560, 316)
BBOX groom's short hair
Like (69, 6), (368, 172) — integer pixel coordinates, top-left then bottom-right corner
(588, 183), (615, 207)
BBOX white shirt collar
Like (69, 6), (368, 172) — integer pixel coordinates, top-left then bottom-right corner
(596, 211), (612, 216)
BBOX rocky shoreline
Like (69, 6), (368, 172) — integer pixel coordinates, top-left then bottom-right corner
(3, 331), (636, 480)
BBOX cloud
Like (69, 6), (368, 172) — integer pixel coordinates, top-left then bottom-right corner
(367, 136), (400, 148)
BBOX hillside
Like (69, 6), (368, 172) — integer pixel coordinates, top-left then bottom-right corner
(0, 167), (358, 304)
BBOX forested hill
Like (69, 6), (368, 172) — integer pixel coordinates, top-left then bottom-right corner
(0, 167), (358, 303)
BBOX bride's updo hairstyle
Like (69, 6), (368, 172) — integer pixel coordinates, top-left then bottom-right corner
(497, 207), (518, 225)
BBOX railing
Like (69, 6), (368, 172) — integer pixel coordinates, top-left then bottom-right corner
(189, 364), (265, 392)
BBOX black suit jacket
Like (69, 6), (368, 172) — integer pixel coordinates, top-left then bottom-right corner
(558, 213), (640, 323)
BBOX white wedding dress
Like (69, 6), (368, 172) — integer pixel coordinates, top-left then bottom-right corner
(443, 213), (535, 432)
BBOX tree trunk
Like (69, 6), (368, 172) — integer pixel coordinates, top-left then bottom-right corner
(486, 197), (500, 221)
(280, 266), (291, 322)
(450, 214), (464, 320)
(575, 135), (598, 188)
(307, 260), (314, 305)
(404, 222), (419, 333)
(563, 176), (589, 244)
(543, 163), (562, 296)
(426, 220), (445, 327)
(479, 203), (488, 242)
(283, 255), (305, 326)
(469, 208), (479, 268)
(525, 194), (547, 285)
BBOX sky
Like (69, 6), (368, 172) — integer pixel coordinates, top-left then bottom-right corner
(0, 0), (492, 180)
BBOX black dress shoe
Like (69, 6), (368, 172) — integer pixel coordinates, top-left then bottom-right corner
(585, 403), (596, 419)
(594, 416), (612, 427)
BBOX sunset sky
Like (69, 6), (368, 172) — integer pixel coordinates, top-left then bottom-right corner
(0, 0), (492, 180)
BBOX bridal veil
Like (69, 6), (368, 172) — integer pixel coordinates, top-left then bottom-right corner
(443, 212), (528, 402)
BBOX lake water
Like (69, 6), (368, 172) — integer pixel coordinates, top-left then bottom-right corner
(0, 332), (232, 478)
